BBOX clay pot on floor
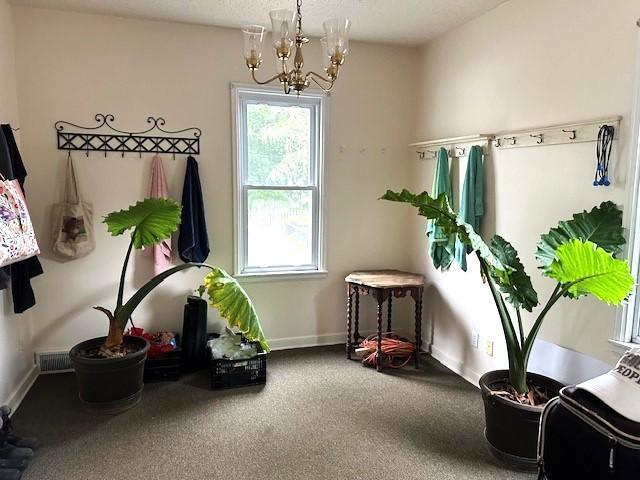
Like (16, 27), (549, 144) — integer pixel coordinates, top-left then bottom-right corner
(479, 369), (564, 470)
(69, 335), (149, 414)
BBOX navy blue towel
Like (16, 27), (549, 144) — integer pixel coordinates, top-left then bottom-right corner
(178, 156), (209, 263)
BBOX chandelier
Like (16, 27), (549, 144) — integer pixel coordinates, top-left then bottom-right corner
(241, 0), (351, 94)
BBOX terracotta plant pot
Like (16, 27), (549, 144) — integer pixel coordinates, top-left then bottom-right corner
(69, 335), (150, 414)
(479, 369), (564, 470)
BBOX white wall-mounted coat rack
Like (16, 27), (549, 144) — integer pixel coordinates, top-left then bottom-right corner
(492, 116), (621, 149)
(411, 116), (622, 159)
(411, 134), (492, 160)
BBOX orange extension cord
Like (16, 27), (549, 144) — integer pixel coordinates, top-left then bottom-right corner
(360, 332), (415, 368)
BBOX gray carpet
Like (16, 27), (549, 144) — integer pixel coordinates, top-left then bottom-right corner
(13, 346), (533, 479)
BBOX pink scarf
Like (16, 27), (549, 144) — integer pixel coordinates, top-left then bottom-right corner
(148, 154), (171, 275)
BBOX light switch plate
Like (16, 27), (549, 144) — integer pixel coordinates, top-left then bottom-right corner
(485, 339), (494, 357)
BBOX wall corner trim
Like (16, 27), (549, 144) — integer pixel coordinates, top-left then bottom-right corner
(5, 364), (39, 415)
(429, 344), (482, 388)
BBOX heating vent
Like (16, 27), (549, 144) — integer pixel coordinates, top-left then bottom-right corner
(35, 351), (73, 374)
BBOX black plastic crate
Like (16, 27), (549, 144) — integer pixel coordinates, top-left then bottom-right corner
(144, 334), (182, 382)
(207, 333), (267, 390)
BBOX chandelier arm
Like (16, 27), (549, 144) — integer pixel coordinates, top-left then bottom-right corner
(309, 75), (334, 92)
(306, 71), (335, 86)
(250, 69), (282, 86)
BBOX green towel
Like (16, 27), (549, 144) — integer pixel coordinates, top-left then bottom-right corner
(427, 147), (455, 270)
(455, 145), (484, 271)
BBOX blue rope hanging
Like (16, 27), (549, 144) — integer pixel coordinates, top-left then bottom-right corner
(593, 125), (614, 187)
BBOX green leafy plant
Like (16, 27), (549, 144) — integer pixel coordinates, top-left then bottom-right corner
(381, 189), (633, 400)
(95, 197), (269, 356)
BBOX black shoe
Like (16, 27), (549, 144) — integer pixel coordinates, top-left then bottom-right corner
(0, 468), (21, 480)
(0, 458), (27, 471)
(0, 408), (38, 451)
(0, 444), (32, 463)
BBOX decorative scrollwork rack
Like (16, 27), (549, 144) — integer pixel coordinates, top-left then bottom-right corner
(55, 113), (201, 158)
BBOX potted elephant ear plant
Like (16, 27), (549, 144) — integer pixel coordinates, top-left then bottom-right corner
(381, 190), (634, 469)
(69, 198), (268, 414)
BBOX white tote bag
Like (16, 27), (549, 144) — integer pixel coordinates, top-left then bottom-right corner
(0, 174), (40, 267)
(51, 154), (95, 259)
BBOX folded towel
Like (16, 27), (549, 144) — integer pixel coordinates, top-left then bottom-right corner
(455, 145), (484, 271)
(149, 154), (172, 275)
(178, 156), (209, 263)
(427, 147), (455, 270)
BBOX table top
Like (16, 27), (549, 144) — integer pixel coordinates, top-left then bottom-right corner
(345, 270), (425, 288)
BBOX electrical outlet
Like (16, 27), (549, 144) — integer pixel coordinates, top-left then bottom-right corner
(471, 332), (479, 349)
(485, 339), (494, 357)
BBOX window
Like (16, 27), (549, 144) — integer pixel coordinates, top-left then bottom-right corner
(619, 23), (640, 345)
(232, 84), (326, 277)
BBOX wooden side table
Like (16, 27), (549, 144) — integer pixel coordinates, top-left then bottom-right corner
(345, 270), (425, 371)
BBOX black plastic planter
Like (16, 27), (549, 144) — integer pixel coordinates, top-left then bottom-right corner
(479, 369), (564, 470)
(70, 336), (150, 414)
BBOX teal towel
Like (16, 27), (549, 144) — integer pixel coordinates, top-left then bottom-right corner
(455, 145), (484, 271)
(427, 147), (455, 270)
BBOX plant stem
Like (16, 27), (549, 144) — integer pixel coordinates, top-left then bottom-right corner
(516, 309), (525, 348)
(116, 238), (134, 312)
(478, 254), (526, 392)
(522, 283), (563, 369)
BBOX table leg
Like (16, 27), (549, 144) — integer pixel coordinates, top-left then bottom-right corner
(376, 293), (383, 371)
(387, 296), (392, 333)
(414, 288), (423, 369)
(353, 287), (360, 343)
(346, 285), (353, 359)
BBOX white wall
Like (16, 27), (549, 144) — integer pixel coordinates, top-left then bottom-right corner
(12, 7), (419, 354)
(408, 0), (640, 383)
(0, 0), (37, 408)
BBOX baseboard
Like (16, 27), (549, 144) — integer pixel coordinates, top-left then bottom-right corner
(5, 364), (39, 416)
(268, 333), (347, 350)
(429, 344), (482, 388)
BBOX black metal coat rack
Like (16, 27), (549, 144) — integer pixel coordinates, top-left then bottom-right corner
(55, 113), (201, 158)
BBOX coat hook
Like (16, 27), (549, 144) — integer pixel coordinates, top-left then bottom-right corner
(416, 150), (425, 160)
(493, 138), (501, 148)
(455, 146), (466, 156)
(504, 136), (517, 146)
(530, 133), (544, 144)
(562, 129), (577, 140)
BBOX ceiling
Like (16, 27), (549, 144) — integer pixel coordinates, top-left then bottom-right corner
(10, 0), (509, 46)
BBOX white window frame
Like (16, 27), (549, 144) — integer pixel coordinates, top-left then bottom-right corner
(231, 83), (327, 279)
(614, 18), (640, 347)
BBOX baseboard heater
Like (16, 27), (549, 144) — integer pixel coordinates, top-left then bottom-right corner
(35, 350), (73, 373)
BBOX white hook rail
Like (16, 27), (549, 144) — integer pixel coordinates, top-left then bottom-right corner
(492, 116), (621, 149)
(410, 116), (622, 158)
(411, 134), (492, 159)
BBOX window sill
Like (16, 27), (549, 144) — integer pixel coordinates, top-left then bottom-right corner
(608, 338), (638, 355)
(234, 270), (329, 283)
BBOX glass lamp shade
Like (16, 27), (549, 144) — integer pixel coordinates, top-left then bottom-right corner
(320, 37), (338, 80)
(323, 18), (351, 65)
(320, 37), (331, 70)
(242, 25), (265, 68)
(269, 9), (296, 58)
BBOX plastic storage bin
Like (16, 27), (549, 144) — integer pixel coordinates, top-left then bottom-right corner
(143, 334), (182, 382)
(207, 333), (267, 390)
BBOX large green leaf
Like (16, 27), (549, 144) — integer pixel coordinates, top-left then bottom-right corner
(104, 198), (182, 249)
(201, 268), (269, 351)
(546, 239), (634, 305)
(489, 235), (539, 312)
(381, 189), (506, 272)
(536, 201), (625, 270)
